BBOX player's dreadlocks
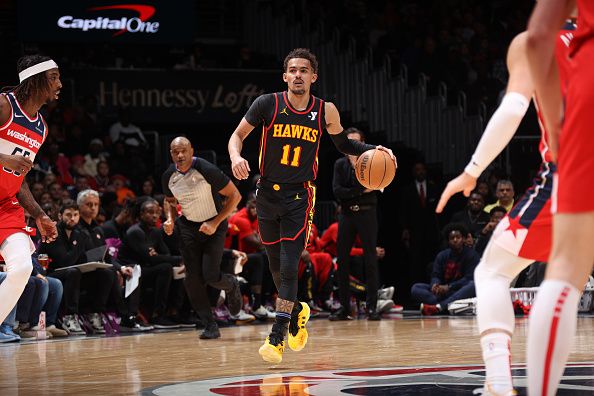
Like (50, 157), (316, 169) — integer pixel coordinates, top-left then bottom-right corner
(1, 55), (52, 103)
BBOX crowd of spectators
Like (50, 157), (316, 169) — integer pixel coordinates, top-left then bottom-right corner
(307, 0), (533, 113)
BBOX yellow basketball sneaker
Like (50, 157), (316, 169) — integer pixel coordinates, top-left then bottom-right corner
(482, 382), (518, 396)
(258, 333), (285, 364)
(288, 302), (311, 351)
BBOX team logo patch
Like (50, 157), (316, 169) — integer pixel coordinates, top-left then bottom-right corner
(141, 363), (594, 395)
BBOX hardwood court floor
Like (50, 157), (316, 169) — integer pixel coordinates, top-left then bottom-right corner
(1, 315), (593, 395)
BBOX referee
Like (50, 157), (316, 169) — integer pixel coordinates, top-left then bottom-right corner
(163, 137), (242, 339)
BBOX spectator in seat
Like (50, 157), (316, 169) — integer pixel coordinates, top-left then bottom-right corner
(93, 161), (111, 193)
(109, 175), (136, 205)
(30, 182), (46, 204)
(39, 202), (118, 335)
(16, 256), (68, 338)
(450, 191), (490, 241)
(475, 206), (508, 256)
(109, 107), (148, 150)
(67, 176), (90, 201)
(48, 182), (65, 207)
(411, 223), (479, 315)
(76, 189), (150, 332)
(101, 200), (136, 241)
(82, 139), (109, 177)
(484, 180), (515, 214)
(118, 199), (182, 329)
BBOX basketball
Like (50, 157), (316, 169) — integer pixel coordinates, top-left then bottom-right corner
(355, 149), (396, 190)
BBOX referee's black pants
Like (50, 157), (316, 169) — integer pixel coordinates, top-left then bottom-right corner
(176, 216), (233, 324)
(336, 206), (379, 313)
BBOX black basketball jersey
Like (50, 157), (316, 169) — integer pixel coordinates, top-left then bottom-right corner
(244, 91), (325, 183)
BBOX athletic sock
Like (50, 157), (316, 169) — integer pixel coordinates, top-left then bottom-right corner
(481, 332), (513, 394)
(527, 279), (580, 396)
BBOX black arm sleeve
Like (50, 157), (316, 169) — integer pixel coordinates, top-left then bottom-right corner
(330, 130), (376, 156)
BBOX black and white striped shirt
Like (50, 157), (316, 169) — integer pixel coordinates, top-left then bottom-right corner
(162, 157), (230, 223)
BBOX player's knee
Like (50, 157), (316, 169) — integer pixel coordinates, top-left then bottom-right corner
(9, 256), (32, 283)
(474, 261), (492, 287)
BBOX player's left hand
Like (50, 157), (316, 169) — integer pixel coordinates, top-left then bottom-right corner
(436, 172), (477, 213)
(199, 220), (217, 235)
(36, 214), (57, 243)
(376, 146), (397, 168)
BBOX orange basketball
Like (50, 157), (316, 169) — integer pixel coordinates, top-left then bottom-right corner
(355, 149), (396, 190)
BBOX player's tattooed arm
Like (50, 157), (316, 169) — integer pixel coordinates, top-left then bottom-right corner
(276, 298), (295, 314)
(17, 181), (57, 242)
(17, 181), (44, 218)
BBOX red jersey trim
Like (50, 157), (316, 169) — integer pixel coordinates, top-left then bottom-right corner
(265, 93), (279, 131)
(261, 182), (316, 246)
(282, 91), (316, 115)
(11, 93), (39, 123)
(0, 94), (14, 131)
(41, 116), (49, 144)
(312, 99), (324, 178)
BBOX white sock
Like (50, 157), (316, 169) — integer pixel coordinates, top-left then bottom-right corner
(527, 279), (580, 396)
(481, 332), (513, 393)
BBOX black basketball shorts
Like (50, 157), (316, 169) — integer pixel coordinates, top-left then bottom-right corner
(256, 179), (316, 246)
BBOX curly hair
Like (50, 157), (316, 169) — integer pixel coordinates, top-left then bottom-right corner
(443, 222), (469, 240)
(283, 48), (319, 74)
(1, 55), (53, 103)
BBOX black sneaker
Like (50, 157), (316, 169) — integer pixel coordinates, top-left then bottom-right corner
(226, 277), (242, 316)
(151, 316), (180, 329)
(199, 322), (221, 339)
(328, 307), (354, 321)
(121, 316), (154, 332)
(367, 310), (381, 321)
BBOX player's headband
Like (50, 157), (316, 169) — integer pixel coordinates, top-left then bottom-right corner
(18, 60), (59, 83)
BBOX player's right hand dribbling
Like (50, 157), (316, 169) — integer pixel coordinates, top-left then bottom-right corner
(0, 154), (33, 175)
(231, 155), (250, 180)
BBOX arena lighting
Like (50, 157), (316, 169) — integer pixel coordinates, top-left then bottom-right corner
(56, 4), (159, 36)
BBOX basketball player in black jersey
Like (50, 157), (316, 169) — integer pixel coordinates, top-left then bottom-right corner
(228, 48), (396, 363)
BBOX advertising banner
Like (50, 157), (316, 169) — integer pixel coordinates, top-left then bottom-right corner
(18, 0), (194, 43)
(71, 69), (285, 124)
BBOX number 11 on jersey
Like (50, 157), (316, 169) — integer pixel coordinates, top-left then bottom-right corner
(280, 144), (301, 167)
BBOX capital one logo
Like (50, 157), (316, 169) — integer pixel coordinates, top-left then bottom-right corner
(57, 4), (159, 36)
